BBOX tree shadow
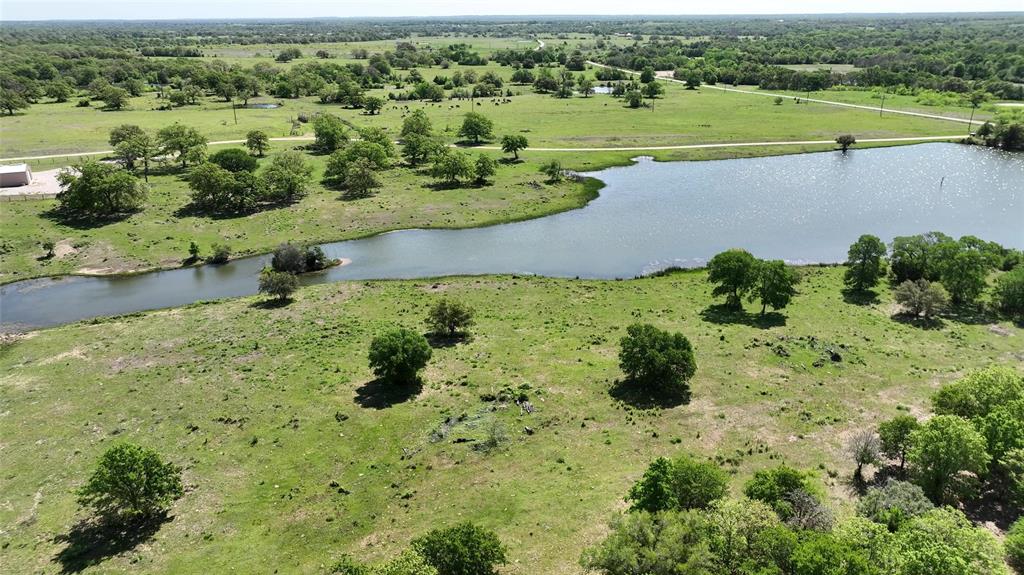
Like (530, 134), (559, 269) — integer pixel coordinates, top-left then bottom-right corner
(424, 181), (469, 191)
(354, 378), (422, 409)
(943, 304), (1001, 326)
(39, 208), (135, 230)
(841, 288), (880, 306)
(699, 304), (786, 329)
(608, 378), (691, 409)
(890, 313), (945, 330)
(498, 157), (523, 165)
(249, 297), (293, 309)
(961, 482), (1020, 531)
(53, 513), (170, 573)
(426, 332), (469, 349)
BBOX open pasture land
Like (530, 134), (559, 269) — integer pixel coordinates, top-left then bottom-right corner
(2, 266), (1021, 574)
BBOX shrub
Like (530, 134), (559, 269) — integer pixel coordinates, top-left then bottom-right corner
(856, 480), (934, 531)
(425, 299), (474, 337)
(539, 159), (563, 182)
(271, 243), (307, 274)
(893, 279), (948, 318)
(618, 323), (697, 400)
(262, 151), (313, 203)
(791, 532), (871, 575)
(1007, 518), (1024, 573)
(742, 465), (814, 520)
(411, 522), (507, 575)
(258, 269), (298, 301)
(304, 245), (329, 272)
(368, 328), (432, 385)
(994, 267), (1024, 320)
(77, 443), (183, 521)
(580, 510), (710, 575)
(847, 429), (881, 477)
(313, 113), (348, 151)
(627, 454), (729, 512)
(209, 147), (258, 172)
(209, 243), (230, 264)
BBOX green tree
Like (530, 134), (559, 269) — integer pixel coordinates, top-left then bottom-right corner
(640, 66), (655, 83)
(977, 399), (1024, 465)
(791, 532), (873, 575)
(473, 154), (497, 184)
(685, 71), (702, 89)
(931, 365), (1024, 420)
(627, 454), (729, 512)
(578, 76), (595, 97)
(836, 134), (857, 152)
(209, 243), (231, 264)
(844, 234), (887, 291)
(363, 95), (384, 115)
(539, 159), (563, 182)
(271, 243), (307, 274)
(936, 247), (989, 305)
(100, 85), (130, 110)
(891, 507), (1007, 575)
(750, 259), (799, 314)
(425, 298), (474, 338)
(878, 415), (920, 470)
(188, 161), (258, 214)
(0, 87), (30, 115)
(401, 109), (433, 138)
(358, 126), (396, 157)
(368, 328), (432, 385)
(625, 90), (643, 108)
(45, 80), (73, 102)
(157, 123), (208, 168)
(993, 267), (1024, 320)
(57, 160), (147, 217)
(618, 323), (697, 400)
(856, 480), (933, 532)
(893, 279), (948, 319)
(113, 132), (155, 181)
(261, 151), (313, 203)
(458, 112), (494, 143)
(401, 133), (442, 166)
(343, 157), (382, 198)
(77, 443), (183, 521)
(743, 465), (814, 520)
(908, 415), (990, 503)
(580, 510), (715, 575)
(430, 149), (474, 185)
(313, 113), (349, 151)
(642, 80), (664, 99)
(411, 522), (507, 575)
(210, 147), (258, 173)
(108, 124), (145, 147)
(500, 134), (528, 160)
(707, 249), (758, 309)
(246, 130), (270, 157)
(258, 268), (299, 301)
(1007, 518), (1024, 574)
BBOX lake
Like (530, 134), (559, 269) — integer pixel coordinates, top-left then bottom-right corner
(2, 143), (1021, 330)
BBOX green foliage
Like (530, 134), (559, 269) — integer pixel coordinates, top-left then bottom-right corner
(847, 429), (881, 476)
(844, 234), (887, 292)
(579, 510), (715, 575)
(425, 298), (474, 337)
(835, 134), (857, 152)
(907, 415), (989, 503)
(363, 96), (385, 115)
(626, 454), (729, 512)
(703, 498), (792, 573)
(625, 90), (643, 108)
(618, 323), (697, 400)
(401, 133), (443, 166)
(411, 522), (507, 575)
(56, 160), (147, 217)
(977, 399), (1024, 465)
(210, 147), (258, 173)
(261, 151), (314, 203)
(258, 268), (298, 301)
(1006, 518), (1024, 574)
(358, 126), (396, 157)
(77, 443), (183, 521)
(209, 243), (230, 264)
(791, 532), (873, 575)
(430, 149), (474, 185)
(473, 154), (497, 184)
(889, 507), (1007, 575)
(936, 246), (989, 305)
(742, 465), (813, 520)
(368, 327), (432, 385)
(877, 415), (920, 469)
(100, 85), (130, 110)
(889, 232), (949, 283)
(108, 123), (145, 147)
(458, 112), (494, 143)
(313, 113), (349, 151)
(856, 480), (933, 532)
(893, 279), (948, 319)
(994, 267), (1024, 320)
(931, 365), (1024, 420)
(500, 134), (528, 159)
(707, 249), (758, 309)
(751, 259), (799, 315)
(539, 159), (563, 182)
(156, 123), (208, 168)
(401, 109), (433, 138)
(187, 162), (262, 214)
(271, 243), (307, 274)
(245, 130), (270, 156)
(113, 131), (155, 176)
(343, 157), (382, 198)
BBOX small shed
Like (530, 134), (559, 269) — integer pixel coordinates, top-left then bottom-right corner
(0, 164), (32, 187)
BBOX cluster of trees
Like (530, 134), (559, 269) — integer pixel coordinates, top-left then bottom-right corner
(584, 446), (1015, 575)
(188, 146), (313, 214)
(849, 366), (1024, 510)
(394, 109), (505, 187)
(706, 249), (801, 314)
(844, 233), (1024, 318)
(257, 242), (334, 301)
(332, 522), (506, 575)
(977, 110), (1024, 151)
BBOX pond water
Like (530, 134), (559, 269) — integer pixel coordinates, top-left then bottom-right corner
(1, 143), (1021, 330)
(246, 103), (280, 109)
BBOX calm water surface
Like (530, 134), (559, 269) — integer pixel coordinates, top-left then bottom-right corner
(2, 143), (1021, 330)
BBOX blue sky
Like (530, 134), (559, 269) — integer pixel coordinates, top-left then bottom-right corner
(1, 0), (1019, 21)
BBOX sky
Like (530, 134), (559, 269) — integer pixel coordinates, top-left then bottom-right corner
(1, 0), (1020, 21)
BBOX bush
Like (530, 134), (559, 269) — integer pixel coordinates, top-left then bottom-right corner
(368, 328), (432, 385)
(77, 443), (183, 521)
(580, 510), (710, 575)
(891, 507), (1007, 575)
(908, 415), (990, 503)
(304, 245), (329, 272)
(856, 480), (934, 531)
(618, 323), (697, 400)
(258, 269), (298, 301)
(627, 454), (729, 512)
(313, 113), (348, 151)
(425, 299), (474, 337)
(847, 429), (881, 477)
(209, 147), (258, 172)
(893, 279), (948, 318)
(1007, 518), (1024, 573)
(272, 243), (307, 274)
(411, 522), (507, 575)
(742, 465), (814, 520)
(932, 365), (1024, 420)
(539, 159), (563, 182)
(209, 243), (230, 264)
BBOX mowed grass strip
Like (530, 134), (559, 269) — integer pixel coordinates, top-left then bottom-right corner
(1, 267), (1020, 574)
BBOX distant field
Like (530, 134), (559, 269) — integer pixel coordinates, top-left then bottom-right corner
(2, 266), (1019, 574)
(0, 62), (963, 159)
(781, 63), (860, 73)
(741, 85), (996, 122)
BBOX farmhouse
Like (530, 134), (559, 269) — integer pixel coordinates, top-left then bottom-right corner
(0, 163), (32, 187)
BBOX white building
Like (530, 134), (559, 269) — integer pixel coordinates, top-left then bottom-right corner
(0, 164), (32, 187)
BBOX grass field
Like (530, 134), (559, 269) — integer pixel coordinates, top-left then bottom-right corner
(2, 266), (1020, 574)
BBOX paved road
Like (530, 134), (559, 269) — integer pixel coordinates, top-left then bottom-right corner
(587, 61), (976, 126)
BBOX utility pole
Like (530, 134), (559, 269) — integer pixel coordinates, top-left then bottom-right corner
(231, 100), (237, 125)
(967, 105), (976, 135)
(879, 93), (885, 118)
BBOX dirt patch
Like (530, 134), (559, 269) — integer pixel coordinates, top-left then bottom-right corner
(40, 346), (89, 365)
(988, 324), (1014, 337)
(52, 239), (78, 259)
